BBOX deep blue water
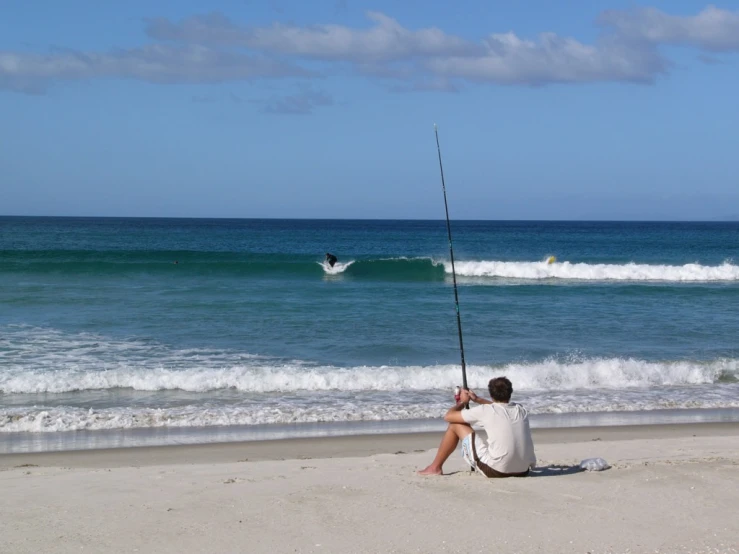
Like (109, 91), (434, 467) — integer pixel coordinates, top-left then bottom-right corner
(1, 217), (738, 438)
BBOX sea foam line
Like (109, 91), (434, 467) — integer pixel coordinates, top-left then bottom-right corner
(445, 260), (739, 281)
(2, 357), (736, 394)
(3, 388), (739, 432)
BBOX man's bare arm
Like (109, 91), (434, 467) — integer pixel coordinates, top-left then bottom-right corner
(468, 390), (491, 405)
(442, 388), (475, 423)
(443, 402), (468, 423)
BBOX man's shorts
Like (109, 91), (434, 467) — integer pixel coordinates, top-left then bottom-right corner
(461, 432), (530, 478)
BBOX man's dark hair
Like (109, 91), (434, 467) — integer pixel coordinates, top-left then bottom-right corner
(488, 376), (513, 402)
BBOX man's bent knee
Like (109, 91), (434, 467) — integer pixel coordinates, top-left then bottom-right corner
(448, 422), (473, 439)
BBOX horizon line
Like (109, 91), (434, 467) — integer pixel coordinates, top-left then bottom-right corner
(2, 214), (738, 223)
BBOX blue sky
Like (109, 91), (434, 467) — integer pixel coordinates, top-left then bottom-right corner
(2, 0), (738, 220)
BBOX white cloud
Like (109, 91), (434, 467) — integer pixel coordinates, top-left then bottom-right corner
(599, 5), (739, 51)
(247, 12), (476, 61)
(148, 11), (476, 62)
(427, 32), (666, 85)
(143, 10), (669, 85)
(0, 44), (310, 93)
(1, 6), (738, 96)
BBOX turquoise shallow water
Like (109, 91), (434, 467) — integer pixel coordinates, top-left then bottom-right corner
(1, 217), (738, 440)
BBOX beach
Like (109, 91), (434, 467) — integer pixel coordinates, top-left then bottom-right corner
(2, 423), (738, 554)
(5, 0), (739, 548)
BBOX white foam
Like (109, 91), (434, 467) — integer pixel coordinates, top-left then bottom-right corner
(446, 259), (739, 282)
(3, 385), (739, 432)
(496, 357), (737, 390)
(3, 327), (738, 436)
(0, 403), (436, 432)
(1, 352), (735, 394)
(318, 260), (354, 274)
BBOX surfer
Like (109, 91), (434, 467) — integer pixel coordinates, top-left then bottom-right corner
(418, 377), (536, 477)
(325, 253), (338, 268)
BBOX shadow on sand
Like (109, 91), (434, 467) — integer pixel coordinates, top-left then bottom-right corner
(529, 464), (586, 477)
(439, 464), (586, 478)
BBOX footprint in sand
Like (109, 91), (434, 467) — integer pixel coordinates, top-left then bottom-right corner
(223, 477), (246, 484)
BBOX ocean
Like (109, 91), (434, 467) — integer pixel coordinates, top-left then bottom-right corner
(1, 217), (738, 452)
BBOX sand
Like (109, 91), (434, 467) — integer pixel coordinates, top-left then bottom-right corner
(1, 423), (738, 554)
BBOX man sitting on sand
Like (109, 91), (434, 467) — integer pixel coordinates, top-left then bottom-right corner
(418, 376), (536, 477)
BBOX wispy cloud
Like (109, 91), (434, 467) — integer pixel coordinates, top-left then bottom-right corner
(599, 5), (739, 52)
(1, 6), (738, 96)
(0, 44), (310, 93)
(390, 77), (459, 93)
(147, 11), (476, 62)
(259, 88), (334, 115)
(698, 53), (723, 65)
(426, 33), (666, 85)
(138, 8), (690, 86)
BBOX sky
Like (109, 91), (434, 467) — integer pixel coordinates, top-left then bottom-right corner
(1, 0), (738, 220)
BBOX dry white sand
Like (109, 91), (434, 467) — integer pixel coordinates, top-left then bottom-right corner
(1, 423), (738, 554)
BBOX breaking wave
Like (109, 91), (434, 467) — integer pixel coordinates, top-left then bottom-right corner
(2, 355), (736, 395)
(3, 327), (738, 432)
(3, 386), (739, 432)
(5, 250), (737, 282)
(449, 259), (739, 282)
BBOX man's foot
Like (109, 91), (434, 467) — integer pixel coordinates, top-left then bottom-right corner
(417, 465), (443, 476)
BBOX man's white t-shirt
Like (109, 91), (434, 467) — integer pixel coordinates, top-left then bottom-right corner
(461, 402), (536, 474)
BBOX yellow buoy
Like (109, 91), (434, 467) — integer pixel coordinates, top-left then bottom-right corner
(547, 256), (556, 264)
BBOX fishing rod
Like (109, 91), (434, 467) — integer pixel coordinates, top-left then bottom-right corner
(433, 124), (468, 392)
